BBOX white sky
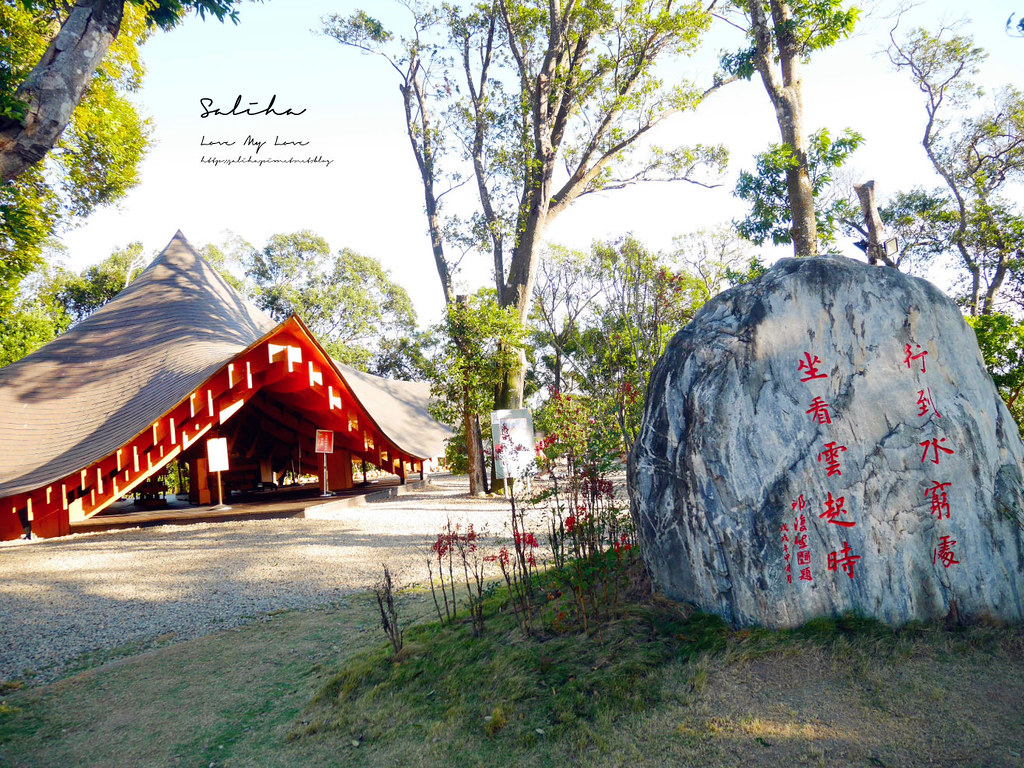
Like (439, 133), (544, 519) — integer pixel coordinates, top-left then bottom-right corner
(57, 0), (1023, 325)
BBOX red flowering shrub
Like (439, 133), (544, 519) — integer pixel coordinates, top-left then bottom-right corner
(427, 519), (487, 637)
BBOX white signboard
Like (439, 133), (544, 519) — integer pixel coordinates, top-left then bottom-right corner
(206, 437), (229, 473)
(490, 409), (536, 480)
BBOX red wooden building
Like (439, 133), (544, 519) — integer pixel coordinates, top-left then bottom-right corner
(0, 233), (450, 540)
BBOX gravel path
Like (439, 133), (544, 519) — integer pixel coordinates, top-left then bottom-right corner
(0, 475), (530, 686)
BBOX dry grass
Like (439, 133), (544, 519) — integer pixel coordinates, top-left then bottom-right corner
(0, 593), (435, 768)
(1, 596), (1022, 768)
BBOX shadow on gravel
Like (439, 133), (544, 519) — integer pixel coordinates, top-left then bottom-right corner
(0, 490), (518, 687)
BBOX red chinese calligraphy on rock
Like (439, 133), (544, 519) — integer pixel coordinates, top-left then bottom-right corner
(791, 494), (807, 512)
(934, 535), (960, 568)
(924, 481), (952, 519)
(798, 352), (828, 382)
(781, 524), (792, 584)
(817, 441), (847, 476)
(794, 514), (811, 580)
(806, 396), (833, 425)
(820, 491), (855, 527)
(827, 541), (861, 579)
(920, 437), (954, 465)
(905, 343), (928, 373)
(916, 388), (941, 418)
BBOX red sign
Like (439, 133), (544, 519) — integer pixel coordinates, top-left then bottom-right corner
(315, 429), (334, 454)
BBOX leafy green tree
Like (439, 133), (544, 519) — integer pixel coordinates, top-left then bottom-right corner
(0, 0), (248, 183)
(529, 245), (602, 397)
(0, 241), (147, 365)
(585, 237), (707, 448)
(327, 0), (730, 413)
(371, 330), (437, 381)
(0, 3), (150, 310)
(672, 226), (759, 299)
(720, 0), (859, 256)
(245, 231), (418, 371)
(887, 25), (1024, 316)
(966, 313), (1024, 436)
(52, 241), (147, 325)
(857, 187), (953, 271)
(531, 235), (723, 451)
(198, 235), (250, 293)
(428, 291), (525, 495)
(0, 288), (64, 367)
(735, 127), (863, 249)
(1, 1), (255, 311)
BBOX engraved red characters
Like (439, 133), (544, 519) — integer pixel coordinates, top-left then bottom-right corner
(905, 343), (928, 373)
(819, 491), (855, 527)
(806, 396), (833, 425)
(798, 352), (828, 382)
(924, 481), (952, 519)
(920, 437), (955, 465)
(933, 535), (960, 568)
(817, 441), (848, 476)
(827, 541), (861, 579)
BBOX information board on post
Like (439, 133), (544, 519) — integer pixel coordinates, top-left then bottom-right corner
(315, 429), (334, 454)
(315, 429), (334, 497)
(206, 437), (229, 472)
(490, 409), (536, 480)
(205, 437), (230, 508)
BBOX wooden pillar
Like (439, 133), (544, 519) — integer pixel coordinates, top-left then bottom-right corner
(188, 457), (212, 505)
(326, 449), (354, 491)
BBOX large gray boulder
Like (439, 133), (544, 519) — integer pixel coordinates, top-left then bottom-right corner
(629, 256), (1024, 628)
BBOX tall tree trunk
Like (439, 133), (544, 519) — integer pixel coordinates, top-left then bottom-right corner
(748, 0), (818, 257)
(493, 131), (557, 412)
(464, 395), (486, 496)
(854, 180), (898, 267)
(0, 0), (125, 183)
(782, 135), (818, 256)
(402, 70), (453, 305)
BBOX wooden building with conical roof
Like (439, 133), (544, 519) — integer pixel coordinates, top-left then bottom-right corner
(0, 233), (450, 540)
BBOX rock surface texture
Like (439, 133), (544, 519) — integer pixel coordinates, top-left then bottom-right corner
(629, 256), (1024, 628)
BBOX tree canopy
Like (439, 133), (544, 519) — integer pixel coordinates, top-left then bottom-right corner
(720, 0), (860, 256)
(244, 231), (419, 371)
(0, 0), (255, 312)
(736, 127), (863, 249)
(0, 2), (150, 310)
(0, 241), (146, 366)
(886, 24), (1023, 317)
(531, 229), (751, 449)
(326, 0), (731, 411)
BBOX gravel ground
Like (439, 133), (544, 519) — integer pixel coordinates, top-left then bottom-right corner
(0, 475), (536, 686)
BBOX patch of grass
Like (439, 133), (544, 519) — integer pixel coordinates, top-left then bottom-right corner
(1, 579), (1021, 768)
(0, 594), (435, 768)
(295, 585), (1024, 767)
(294, 574), (733, 763)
